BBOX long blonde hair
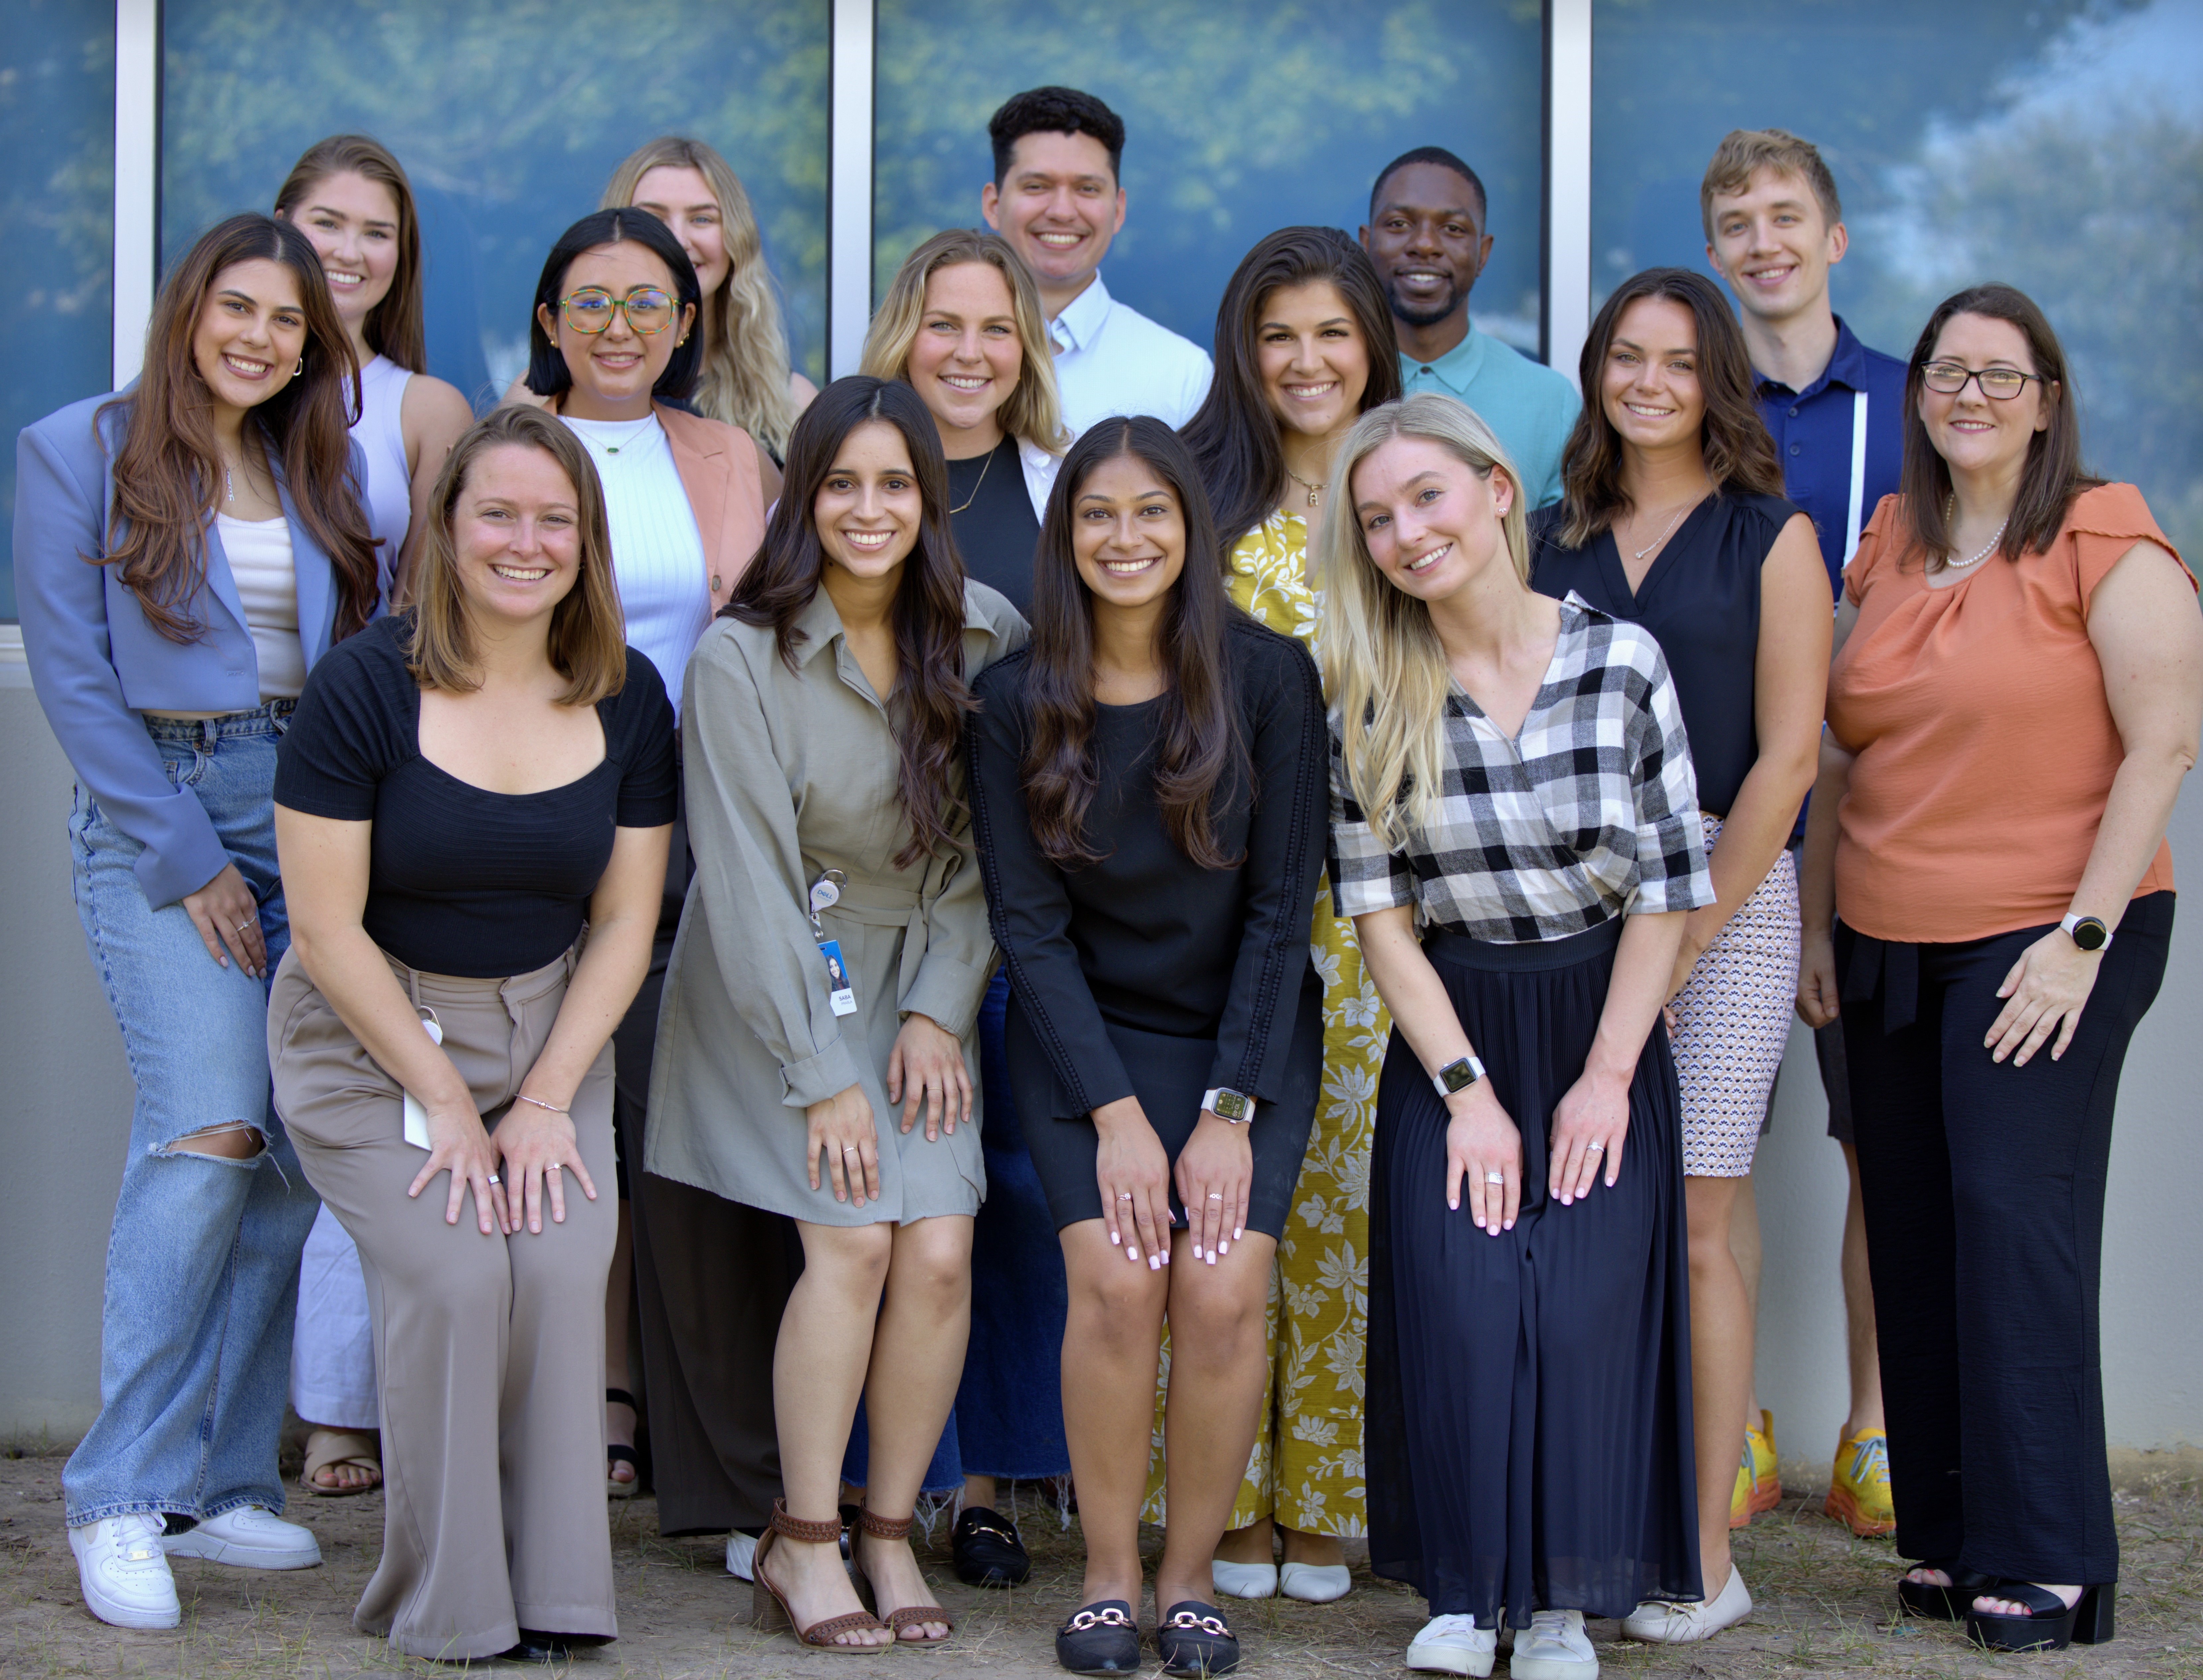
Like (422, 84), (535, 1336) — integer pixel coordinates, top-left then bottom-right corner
(860, 229), (1069, 454)
(1313, 393), (1529, 851)
(602, 136), (800, 457)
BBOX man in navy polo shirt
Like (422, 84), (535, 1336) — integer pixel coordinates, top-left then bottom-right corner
(1702, 126), (1905, 1543)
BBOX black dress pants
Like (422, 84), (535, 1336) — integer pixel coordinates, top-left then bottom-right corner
(1839, 892), (2172, 1587)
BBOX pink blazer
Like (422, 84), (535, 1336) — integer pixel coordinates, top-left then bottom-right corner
(656, 403), (769, 610)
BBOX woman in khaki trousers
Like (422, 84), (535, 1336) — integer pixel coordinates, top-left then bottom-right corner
(269, 405), (674, 1661)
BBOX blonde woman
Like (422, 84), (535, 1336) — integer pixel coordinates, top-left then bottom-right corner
(850, 228), (1067, 1583)
(1319, 392), (1708, 1680)
(603, 135), (816, 461)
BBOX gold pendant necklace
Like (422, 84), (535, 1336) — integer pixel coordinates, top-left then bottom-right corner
(950, 442), (997, 515)
(1285, 468), (1325, 508)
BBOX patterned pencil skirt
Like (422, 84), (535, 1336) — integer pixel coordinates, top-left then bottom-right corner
(1669, 813), (1801, 1177)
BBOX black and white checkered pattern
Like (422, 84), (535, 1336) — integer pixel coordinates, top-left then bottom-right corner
(1329, 597), (1714, 942)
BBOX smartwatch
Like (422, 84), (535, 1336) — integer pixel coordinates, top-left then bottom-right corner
(2060, 912), (2111, 953)
(1202, 1087), (1255, 1125)
(1432, 1054), (1486, 1097)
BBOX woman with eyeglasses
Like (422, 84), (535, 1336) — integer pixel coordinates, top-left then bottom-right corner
(1797, 284), (2198, 1655)
(602, 134), (818, 464)
(517, 208), (780, 1513)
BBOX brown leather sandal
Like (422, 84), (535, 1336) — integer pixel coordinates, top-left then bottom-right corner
(853, 1507), (956, 1644)
(750, 1499), (889, 1653)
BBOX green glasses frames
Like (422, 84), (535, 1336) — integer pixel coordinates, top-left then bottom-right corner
(558, 286), (678, 336)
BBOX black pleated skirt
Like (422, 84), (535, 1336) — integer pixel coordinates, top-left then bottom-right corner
(1366, 917), (1701, 1625)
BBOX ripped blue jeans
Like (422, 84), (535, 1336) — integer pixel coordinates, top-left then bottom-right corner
(62, 706), (319, 1527)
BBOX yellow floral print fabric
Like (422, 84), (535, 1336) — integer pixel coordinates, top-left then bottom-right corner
(1142, 510), (1383, 1537)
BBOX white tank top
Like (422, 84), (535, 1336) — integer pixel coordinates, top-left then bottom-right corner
(354, 354), (414, 582)
(217, 513), (306, 699)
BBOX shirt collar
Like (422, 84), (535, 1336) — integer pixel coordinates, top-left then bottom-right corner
(1050, 271), (1114, 354)
(1406, 320), (1488, 395)
(1756, 314), (1871, 402)
(791, 578), (997, 667)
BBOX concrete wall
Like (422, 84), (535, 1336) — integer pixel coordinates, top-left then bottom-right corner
(3, 645), (2199, 1475)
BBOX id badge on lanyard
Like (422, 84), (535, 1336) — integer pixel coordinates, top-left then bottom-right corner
(808, 871), (858, 1017)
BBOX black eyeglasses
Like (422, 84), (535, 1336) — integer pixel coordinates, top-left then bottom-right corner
(557, 286), (677, 336)
(1920, 361), (2044, 401)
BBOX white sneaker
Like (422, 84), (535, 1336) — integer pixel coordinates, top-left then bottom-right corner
(1621, 1562), (1752, 1643)
(70, 1514), (181, 1629)
(1210, 1558), (1278, 1598)
(1510, 1608), (1599, 1679)
(162, 1506), (321, 1570)
(1279, 1560), (1351, 1602)
(1405, 1612), (1496, 1676)
(725, 1530), (756, 1581)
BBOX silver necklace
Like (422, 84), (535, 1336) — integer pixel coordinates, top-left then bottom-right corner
(1941, 494), (2008, 571)
(1625, 496), (1696, 562)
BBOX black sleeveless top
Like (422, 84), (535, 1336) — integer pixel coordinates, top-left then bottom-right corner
(1529, 491), (1799, 817)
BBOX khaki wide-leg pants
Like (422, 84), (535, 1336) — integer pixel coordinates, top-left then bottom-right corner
(270, 944), (618, 1661)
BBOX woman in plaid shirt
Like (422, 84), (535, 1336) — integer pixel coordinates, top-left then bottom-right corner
(1316, 393), (1713, 1680)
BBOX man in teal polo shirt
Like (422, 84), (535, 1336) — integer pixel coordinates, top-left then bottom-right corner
(1359, 145), (1579, 507)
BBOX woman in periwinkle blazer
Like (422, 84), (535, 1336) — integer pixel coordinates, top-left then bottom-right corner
(13, 211), (379, 1633)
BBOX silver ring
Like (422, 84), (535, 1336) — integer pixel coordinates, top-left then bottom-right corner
(1207, 1192), (1223, 1200)
(486, 1174), (500, 1185)
(234, 918), (254, 933)
(1484, 1171), (1505, 1184)
(842, 1145), (859, 1155)
(1118, 1192), (1133, 1201)
(1586, 1143), (1604, 1154)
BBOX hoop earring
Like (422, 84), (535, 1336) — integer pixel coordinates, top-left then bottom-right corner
(292, 359), (304, 378)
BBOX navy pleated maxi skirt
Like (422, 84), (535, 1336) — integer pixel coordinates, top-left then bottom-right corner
(1366, 916), (1702, 1628)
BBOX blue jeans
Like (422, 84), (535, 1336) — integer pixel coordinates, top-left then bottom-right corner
(61, 706), (320, 1527)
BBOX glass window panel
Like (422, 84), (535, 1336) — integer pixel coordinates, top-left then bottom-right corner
(1, 1), (114, 622)
(160, 0), (829, 413)
(1591, 0), (2200, 553)
(874, 0), (1546, 357)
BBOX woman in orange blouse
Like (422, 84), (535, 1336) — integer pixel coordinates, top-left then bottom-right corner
(1798, 284), (2199, 1656)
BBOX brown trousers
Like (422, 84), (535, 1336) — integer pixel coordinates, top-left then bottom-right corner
(270, 945), (617, 1661)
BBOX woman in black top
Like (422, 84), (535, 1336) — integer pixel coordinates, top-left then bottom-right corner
(268, 405), (674, 1661)
(1528, 268), (1828, 1645)
(968, 418), (1327, 1677)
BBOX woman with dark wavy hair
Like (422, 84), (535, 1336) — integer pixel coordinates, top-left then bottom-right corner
(1531, 265), (1828, 1646)
(1182, 226), (1400, 1601)
(645, 376), (1023, 1651)
(14, 210), (378, 1630)
(968, 417), (1327, 1676)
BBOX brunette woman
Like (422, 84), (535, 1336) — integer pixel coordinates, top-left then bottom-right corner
(968, 417), (1328, 1676)
(15, 211), (378, 1630)
(1529, 268), (1828, 1643)
(1322, 393), (1709, 1680)
(1180, 224), (1401, 1602)
(271, 404), (673, 1660)
(1800, 285), (2197, 1654)
(856, 225), (1071, 1579)
(603, 134), (818, 462)
(646, 376), (1024, 1650)
(519, 206), (778, 1508)
(273, 132), (476, 1496)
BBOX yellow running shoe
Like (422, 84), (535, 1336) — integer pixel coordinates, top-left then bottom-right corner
(1728, 1443), (1754, 1529)
(1825, 1426), (1896, 1536)
(1747, 1409), (1781, 1516)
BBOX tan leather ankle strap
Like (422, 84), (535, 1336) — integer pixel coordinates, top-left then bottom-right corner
(769, 1497), (845, 1545)
(857, 1507), (914, 1541)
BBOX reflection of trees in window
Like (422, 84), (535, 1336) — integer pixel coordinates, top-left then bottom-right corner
(159, 0), (829, 391)
(872, 0), (1544, 352)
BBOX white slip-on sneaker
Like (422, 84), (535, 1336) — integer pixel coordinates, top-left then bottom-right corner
(1621, 1562), (1752, 1643)
(725, 1530), (756, 1581)
(1279, 1560), (1352, 1603)
(1210, 1558), (1279, 1599)
(1510, 1607), (1599, 1679)
(162, 1506), (321, 1570)
(1405, 1612), (1496, 1676)
(70, 1514), (181, 1629)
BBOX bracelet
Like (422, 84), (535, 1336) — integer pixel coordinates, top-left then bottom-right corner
(513, 1093), (570, 1116)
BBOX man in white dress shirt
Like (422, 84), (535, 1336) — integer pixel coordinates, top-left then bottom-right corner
(980, 86), (1212, 436)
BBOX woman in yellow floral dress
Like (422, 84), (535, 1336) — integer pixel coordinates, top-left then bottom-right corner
(1150, 227), (1401, 1601)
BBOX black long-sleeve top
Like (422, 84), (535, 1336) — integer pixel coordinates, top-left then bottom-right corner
(968, 616), (1328, 1120)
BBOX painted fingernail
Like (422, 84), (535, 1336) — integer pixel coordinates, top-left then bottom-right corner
(1207, 1253), (1216, 1266)
(1128, 1248), (1140, 1263)
(1148, 1254), (1161, 1271)
(1217, 1241), (1227, 1255)
(1110, 1230), (1120, 1246)
(1190, 1243), (1202, 1258)
(1234, 1226), (1244, 1240)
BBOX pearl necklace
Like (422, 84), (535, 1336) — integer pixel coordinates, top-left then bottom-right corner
(1941, 494), (2009, 571)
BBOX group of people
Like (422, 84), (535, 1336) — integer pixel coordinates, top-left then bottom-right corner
(15, 80), (2197, 1679)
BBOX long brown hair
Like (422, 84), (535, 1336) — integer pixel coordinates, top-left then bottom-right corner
(726, 376), (974, 868)
(1899, 283), (2101, 570)
(1019, 417), (1245, 869)
(1182, 226), (1401, 554)
(1552, 266), (1785, 548)
(96, 213), (378, 644)
(274, 133), (428, 374)
(406, 405), (628, 706)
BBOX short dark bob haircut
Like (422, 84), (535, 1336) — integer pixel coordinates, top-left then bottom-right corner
(523, 208), (703, 403)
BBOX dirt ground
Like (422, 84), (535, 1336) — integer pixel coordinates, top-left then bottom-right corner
(3, 1447), (2198, 1679)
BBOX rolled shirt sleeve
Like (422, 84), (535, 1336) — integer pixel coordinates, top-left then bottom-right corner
(1622, 635), (1714, 914)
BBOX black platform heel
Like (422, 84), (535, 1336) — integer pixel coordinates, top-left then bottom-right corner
(1896, 1559), (1997, 1621)
(1963, 1581), (2115, 1652)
